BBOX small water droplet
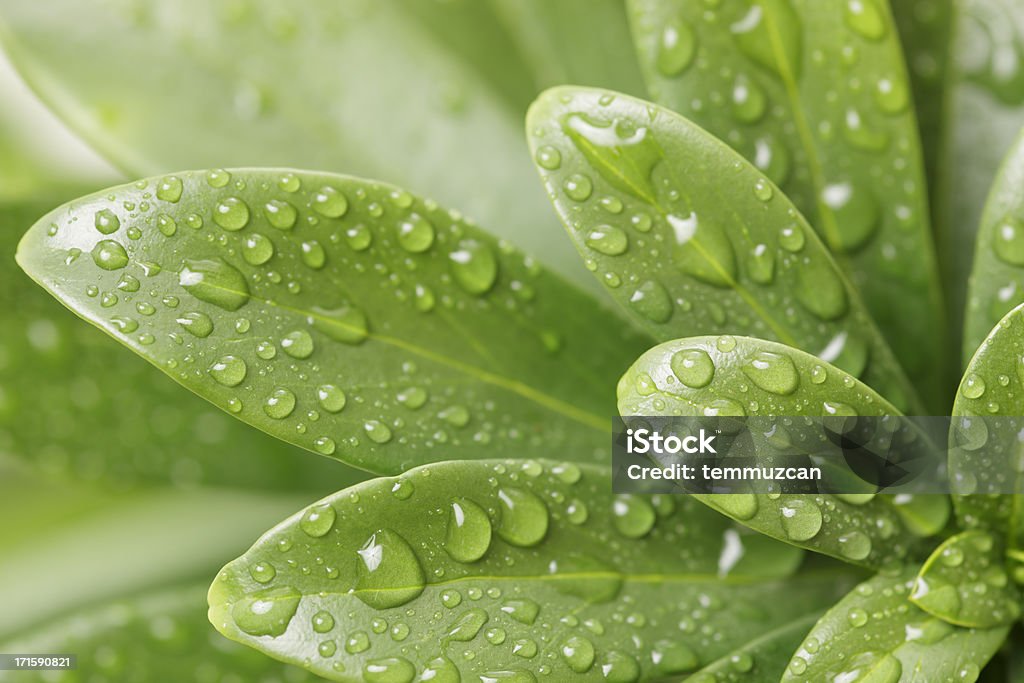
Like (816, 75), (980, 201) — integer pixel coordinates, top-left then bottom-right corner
(264, 387), (297, 419)
(208, 355), (247, 387)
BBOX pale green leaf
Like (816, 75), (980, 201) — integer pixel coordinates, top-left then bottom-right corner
(527, 85), (923, 413)
(782, 571), (1007, 683)
(617, 334), (923, 569)
(16, 170), (649, 474)
(209, 460), (850, 682)
(628, 0), (946, 405)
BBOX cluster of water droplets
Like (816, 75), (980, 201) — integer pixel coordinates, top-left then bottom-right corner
(216, 461), (795, 681)
(45, 169), (589, 465)
(531, 89), (912, 404)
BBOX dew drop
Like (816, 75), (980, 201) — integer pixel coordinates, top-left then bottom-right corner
(657, 18), (696, 76)
(629, 280), (673, 323)
(612, 495), (656, 538)
(560, 635), (595, 673)
(779, 498), (823, 540)
(445, 497), (492, 563)
(242, 233), (274, 265)
(535, 145), (562, 170)
(837, 530), (872, 560)
(281, 329), (314, 359)
(94, 208), (120, 235)
(354, 529), (426, 609)
(671, 348), (715, 388)
(263, 387), (297, 419)
(742, 350), (800, 395)
(91, 240), (129, 270)
(496, 488), (549, 547)
(844, 0), (887, 40)
(362, 657), (415, 683)
(208, 355), (247, 387)
(177, 311), (213, 337)
(396, 214), (435, 253)
(449, 239), (498, 295)
(584, 225), (629, 255)
(179, 258), (250, 311)
(213, 197), (250, 231)
(312, 186), (348, 218)
(232, 586), (301, 637)
(310, 304), (370, 345)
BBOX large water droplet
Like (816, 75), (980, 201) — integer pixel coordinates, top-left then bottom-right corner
(396, 214), (435, 253)
(584, 225), (628, 256)
(560, 636), (595, 673)
(671, 348), (715, 388)
(213, 197), (250, 231)
(651, 640), (699, 675)
(496, 488), (549, 547)
(242, 233), (274, 265)
(612, 495), (656, 538)
(730, 1), (803, 79)
(301, 240), (326, 269)
(501, 598), (540, 625)
(281, 329), (314, 359)
(156, 176), (183, 203)
(563, 113), (662, 202)
(821, 181), (880, 252)
(177, 311), (213, 337)
(449, 240), (498, 295)
(310, 305), (369, 345)
(779, 498), (823, 540)
(732, 74), (767, 123)
(993, 217), (1024, 265)
(300, 502), (336, 537)
(179, 258), (250, 311)
(91, 240), (129, 270)
(657, 18), (696, 76)
(742, 350), (799, 395)
(601, 651), (640, 682)
(312, 186), (348, 218)
(263, 387), (296, 419)
(354, 529), (426, 609)
(838, 530), (872, 560)
(445, 497), (492, 563)
(208, 355), (247, 387)
(317, 384), (347, 413)
(94, 208), (120, 235)
(669, 213), (737, 287)
(446, 608), (488, 642)
(263, 199), (297, 229)
(796, 258), (848, 320)
(232, 586), (301, 637)
(712, 494), (759, 520)
(629, 280), (673, 323)
(362, 657), (415, 683)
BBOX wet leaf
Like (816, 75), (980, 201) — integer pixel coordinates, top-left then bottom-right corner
(628, 0), (946, 405)
(16, 170), (649, 474)
(618, 334), (922, 569)
(209, 459), (852, 682)
(527, 85), (923, 413)
(684, 612), (822, 683)
(0, 0), (646, 293)
(781, 571), (1007, 683)
(2, 584), (328, 682)
(950, 302), (1024, 549)
(942, 0), (1024, 356)
(911, 530), (1020, 627)
(1, 200), (362, 489)
(892, 0), (953, 196)
(963, 129), (1024, 359)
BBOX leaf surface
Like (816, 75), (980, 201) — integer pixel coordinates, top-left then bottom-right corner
(911, 530), (1020, 627)
(208, 459), (847, 682)
(963, 129), (1024, 359)
(527, 85), (922, 413)
(2, 584), (327, 682)
(950, 302), (1024, 550)
(627, 0), (945, 403)
(942, 0), (1024, 354)
(781, 571), (1008, 683)
(16, 171), (649, 474)
(1, 201), (362, 489)
(0, 0), (642, 292)
(617, 335), (922, 568)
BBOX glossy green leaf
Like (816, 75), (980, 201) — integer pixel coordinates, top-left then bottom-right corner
(209, 459), (850, 682)
(3, 584), (327, 682)
(1, 201), (361, 489)
(16, 170), (650, 474)
(892, 0), (954, 199)
(0, 0), (647, 293)
(781, 571), (1008, 683)
(628, 0), (946, 404)
(911, 530), (1020, 627)
(526, 85), (923, 413)
(963, 129), (1024, 359)
(890, 493), (952, 538)
(684, 612), (821, 683)
(942, 0), (1024, 355)
(950, 302), (1024, 548)
(618, 334), (921, 569)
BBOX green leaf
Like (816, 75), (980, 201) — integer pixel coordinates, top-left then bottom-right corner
(2, 584), (328, 682)
(0, 1), (643, 293)
(208, 459), (850, 682)
(890, 494), (952, 538)
(526, 85), (923, 414)
(683, 612), (822, 683)
(911, 530), (1021, 628)
(1, 200), (362, 489)
(891, 0), (953, 197)
(963, 129), (1024, 360)
(627, 0), (946, 405)
(942, 0), (1024, 357)
(16, 170), (649, 474)
(950, 302), (1024, 548)
(781, 571), (1008, 683)
(617, 334), (922, 569)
